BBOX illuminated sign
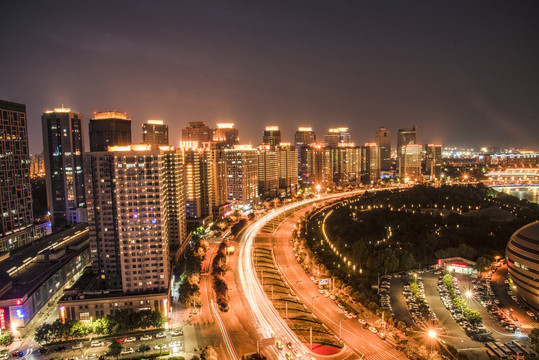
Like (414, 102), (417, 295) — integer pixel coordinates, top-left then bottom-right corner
(450, 262), (468, 268)
(16, 309), (25, 319)
(0, 308), (7, 330)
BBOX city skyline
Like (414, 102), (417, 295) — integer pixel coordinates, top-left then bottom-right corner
(1, 1), (538, 153)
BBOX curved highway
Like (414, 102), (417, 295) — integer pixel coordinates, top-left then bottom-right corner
(237, 191), (367, 359)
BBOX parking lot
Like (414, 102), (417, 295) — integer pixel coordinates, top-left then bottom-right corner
(20, 329), (186, 360)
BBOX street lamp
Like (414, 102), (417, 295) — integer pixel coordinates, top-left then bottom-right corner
(311, 295), (318, 314)
(428, 330), (437, 339)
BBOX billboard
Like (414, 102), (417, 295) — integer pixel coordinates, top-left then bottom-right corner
(0, 308), (7, 330)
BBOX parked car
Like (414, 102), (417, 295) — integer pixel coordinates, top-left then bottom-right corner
(140, 334), (152, 341)
(91, 341), (104, 347)
(120, 348), (134, 355)
(155, 332), (166, 338)
(72, 343), (83, 350)
(125, 336), (136, 342)
(171, 329), (183, 336)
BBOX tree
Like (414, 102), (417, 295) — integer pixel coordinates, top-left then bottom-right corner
(463, 308), (482, 327)
(35, 323), (53, 344)
(108, 342), (123, 360)
(0, 332), (13, 348)
(474, 256), (491, 273)
(201, 346), (219, 360)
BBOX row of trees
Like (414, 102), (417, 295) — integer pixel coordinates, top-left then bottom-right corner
(212, 240), (230, 312)
(443, 274), (482, 327)
(178, 234), (208, 308)
(34, 309), (164, 344)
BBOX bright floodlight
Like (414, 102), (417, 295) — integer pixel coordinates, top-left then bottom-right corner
(465, 290), (472, 298)
(428, 330), (437, 339)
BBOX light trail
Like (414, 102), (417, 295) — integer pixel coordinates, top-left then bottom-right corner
(211, 299), (239, 360)
(237, 190), (366, 358)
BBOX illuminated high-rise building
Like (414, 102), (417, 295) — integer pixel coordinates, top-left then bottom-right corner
(375, 127), (391, 172)
(324, 127), (351, 148)
(89, 111), (132, 151)
(295, 127), (317, 184)
(257, 145), (279, 197)
(30, 153), (45, 177)
(397, 126), (417, 149)
(331, 145), (362, 185)
(42, 107), (87, 225)
(398, 144), (422, 181)
(294, 127), (317, 147)
(363, 143), (381, 184)
(397, 126), (417, 179)
(425, 144), (442, 181)
(181, 121), (212, 145)
(84, 145), (186, 291)
(180, 142), (227, 223)
(0, 100), (35, 253)
(225, 145), (258, 205)
(143, 120), (169, 146)
(277, 143), (298, 194)
(262, 126), (282, 146)
(213, 123), (239, 148)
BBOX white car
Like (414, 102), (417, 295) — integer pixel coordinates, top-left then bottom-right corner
(140, 334), (152, 341)
(90, 341), (104, 348)
(329, 295), (336, 300)
(292, 349), (301, 358)
(358, 318), (367, 325)
(125, 337), (136, 342)
(369, 326), (378, 334)
(120, 348), (134, 355)
(0, 354), (9, 360)
(171, 330), (183, 336)
(155, 332), (166, 338)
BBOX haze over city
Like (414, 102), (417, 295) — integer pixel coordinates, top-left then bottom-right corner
(1, 1), (539, 153)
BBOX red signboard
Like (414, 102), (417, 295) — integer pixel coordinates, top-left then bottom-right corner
(451, 262), (468, 268)
(0, 308), (7, 330)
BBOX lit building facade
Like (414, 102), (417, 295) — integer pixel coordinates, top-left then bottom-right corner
(89, 111), (132, 152)
(142, 120), (169, 146)
(0, 100), (35, 253)
(294, 127), (316, 147)
(257, 145), (279, 197)
(277, 143), (298, 194)
(363, 143), (381, 184)
(262, 126), (282, 146)
(30, 153), (45, 178)
(398, 144), (422, 181)
(42, 107), (87, 225)
(181, 121), (212, 145)
(375, 127), (391, 172)
(324, 127), (351, 147)
(213, 123), (239, 148)
(425, 144), (442, 181)
(226, 145), (258, 206)
(506, 221), (539, 311)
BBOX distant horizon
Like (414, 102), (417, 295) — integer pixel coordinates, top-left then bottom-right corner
(18, 101), (537, 155)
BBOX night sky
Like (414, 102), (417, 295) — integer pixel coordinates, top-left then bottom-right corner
(1, 1), (538, 153)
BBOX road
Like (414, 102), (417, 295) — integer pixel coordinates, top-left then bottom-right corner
(230, 188), (409, 360)
(270, 205), (405, 360)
